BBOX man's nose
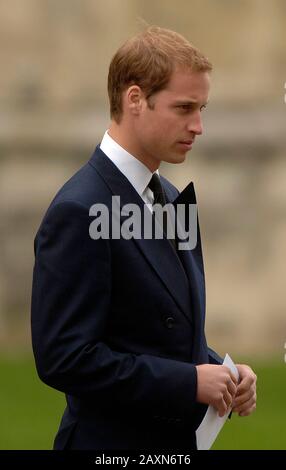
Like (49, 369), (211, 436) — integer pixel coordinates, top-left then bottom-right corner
(187, 111), (203, 136)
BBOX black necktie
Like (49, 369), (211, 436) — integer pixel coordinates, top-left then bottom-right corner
(148, 174), (176, 251)
(148, 173), (166, 206)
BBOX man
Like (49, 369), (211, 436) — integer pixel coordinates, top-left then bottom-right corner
(31, 26), (256, 450)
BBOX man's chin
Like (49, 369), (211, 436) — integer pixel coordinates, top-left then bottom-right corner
(169, 152), (188, 164)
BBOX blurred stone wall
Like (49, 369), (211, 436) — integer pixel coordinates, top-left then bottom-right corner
(0, 0), (285, 356)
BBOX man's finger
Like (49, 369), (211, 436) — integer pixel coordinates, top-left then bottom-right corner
(218, 398), (228, 417)
(223, 389), (233, 409)
(227, 378), (237, 398)
(233, 394), (256, 414)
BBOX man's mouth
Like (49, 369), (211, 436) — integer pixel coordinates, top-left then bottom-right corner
(178, 140), (194, 149)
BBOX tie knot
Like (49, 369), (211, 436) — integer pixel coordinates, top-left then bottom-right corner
(148, 174), (166, 205)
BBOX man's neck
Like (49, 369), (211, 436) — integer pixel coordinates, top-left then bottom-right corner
(108, 122), (159, 173)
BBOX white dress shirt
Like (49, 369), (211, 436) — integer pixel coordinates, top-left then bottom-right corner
(100, 130), (159, 205)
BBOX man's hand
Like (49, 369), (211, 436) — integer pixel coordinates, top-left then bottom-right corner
(232, 364), (257, 417)
(196, 364), (238, 417)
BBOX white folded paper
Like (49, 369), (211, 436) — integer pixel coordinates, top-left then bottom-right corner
(195, 353), (239, 450)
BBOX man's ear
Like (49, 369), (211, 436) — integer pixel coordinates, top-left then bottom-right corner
(126, 85), (144, 115)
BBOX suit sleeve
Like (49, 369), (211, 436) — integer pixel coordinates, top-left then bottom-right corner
(31, 201), (198, 419)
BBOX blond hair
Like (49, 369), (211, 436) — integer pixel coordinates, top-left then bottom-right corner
(108, 26), (212, 122)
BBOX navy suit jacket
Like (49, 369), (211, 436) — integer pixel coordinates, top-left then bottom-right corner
(31, 146), (222, 450)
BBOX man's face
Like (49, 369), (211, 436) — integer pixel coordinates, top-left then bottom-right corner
(133, 68), (210, 171)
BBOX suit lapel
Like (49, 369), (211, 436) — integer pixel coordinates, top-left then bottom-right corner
(172, 183), (207, 362)
(89, 146), (192, 323)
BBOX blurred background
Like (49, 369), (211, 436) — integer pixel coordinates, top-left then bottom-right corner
(0, 0), (285, 450)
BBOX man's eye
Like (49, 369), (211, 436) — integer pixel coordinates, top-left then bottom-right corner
(177, 104), (207, 112)
(178, 105), (192, 111)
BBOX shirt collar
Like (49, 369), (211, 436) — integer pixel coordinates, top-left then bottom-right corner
(100, 130), (159, 197)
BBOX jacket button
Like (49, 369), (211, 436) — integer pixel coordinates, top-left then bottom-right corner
(165, 316), (175, 329)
